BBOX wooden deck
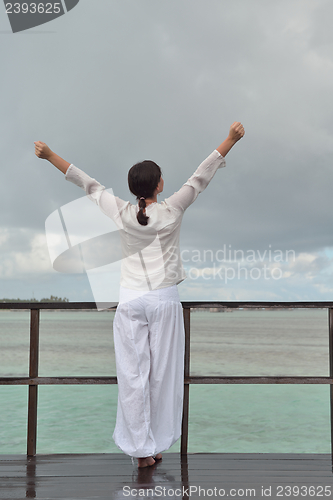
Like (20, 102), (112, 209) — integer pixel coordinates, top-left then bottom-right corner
(1, 453), (333, 500)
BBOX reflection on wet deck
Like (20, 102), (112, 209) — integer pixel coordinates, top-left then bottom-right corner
(1, 453), (333, 499)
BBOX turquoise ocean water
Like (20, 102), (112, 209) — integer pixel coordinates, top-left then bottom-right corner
(0, 309), (330, 454)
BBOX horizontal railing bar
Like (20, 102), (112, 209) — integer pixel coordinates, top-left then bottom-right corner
(0, 377), (118, 385)
(1, 376), (332, 385)
(187, 376), (333, 384)
(1, 301), (333, 310)
(182, 302), (333, 309)
(0, 302), (106, 310)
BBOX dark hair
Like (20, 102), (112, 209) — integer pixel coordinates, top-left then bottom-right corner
(128, 160), (162, 226)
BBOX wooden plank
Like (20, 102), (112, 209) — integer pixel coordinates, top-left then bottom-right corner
(25, 456), (36, 499)
(27, 309), (40, 457)
(1, 453), (333, 500)
(181, 308), (190, 455)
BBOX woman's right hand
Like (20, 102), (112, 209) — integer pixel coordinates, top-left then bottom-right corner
(216, 122), (245, 157)
(228, 122), (245, 143)
(34, 141), (53, 160)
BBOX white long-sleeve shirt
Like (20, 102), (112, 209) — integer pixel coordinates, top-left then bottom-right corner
(65, 149), (226, 291)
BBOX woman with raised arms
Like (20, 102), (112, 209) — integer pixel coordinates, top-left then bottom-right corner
(34, 121), (244, 467)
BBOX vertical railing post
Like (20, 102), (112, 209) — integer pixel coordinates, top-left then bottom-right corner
(181, 307), (190, 455)
(27, 308), (40, 457)
(329, 308), (333, 458)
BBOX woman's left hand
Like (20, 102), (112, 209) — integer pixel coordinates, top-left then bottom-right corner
(34, 141), (53, 160)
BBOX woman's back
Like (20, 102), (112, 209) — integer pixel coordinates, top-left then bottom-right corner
(65, 149), (226, 291)
(117, 200), (184, 290)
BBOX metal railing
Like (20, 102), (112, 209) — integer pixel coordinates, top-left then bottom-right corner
(1, 301), (333, 456)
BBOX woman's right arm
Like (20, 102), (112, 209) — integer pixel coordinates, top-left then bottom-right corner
(216, 122), (245, 157)
(165, 122), (245, 212)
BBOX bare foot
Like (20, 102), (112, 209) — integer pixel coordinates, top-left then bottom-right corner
(137, 456), (155, 468)
(154, 453), (162, 460)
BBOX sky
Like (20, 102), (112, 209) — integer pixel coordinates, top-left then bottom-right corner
(1, 0), (333, 302)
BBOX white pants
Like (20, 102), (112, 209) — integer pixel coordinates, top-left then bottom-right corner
(112, 285), (185, 458)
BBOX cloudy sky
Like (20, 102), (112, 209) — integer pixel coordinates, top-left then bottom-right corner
(1, 0), (333, 302)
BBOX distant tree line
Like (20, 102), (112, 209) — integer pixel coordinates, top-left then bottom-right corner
(1, 295), (69, 303)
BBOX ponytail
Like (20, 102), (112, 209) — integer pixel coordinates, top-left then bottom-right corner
(128, 160), (162, 226)
(137, 197), (149, 226)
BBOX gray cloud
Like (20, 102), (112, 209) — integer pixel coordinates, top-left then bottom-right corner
(1, 0), (333, 299)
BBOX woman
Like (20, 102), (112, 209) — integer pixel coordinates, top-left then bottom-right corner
(35, 122), (244, 467)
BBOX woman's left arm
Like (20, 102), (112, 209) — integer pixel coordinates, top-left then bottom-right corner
(34, 141), (127, 221)
(34, 141), (70, 174)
